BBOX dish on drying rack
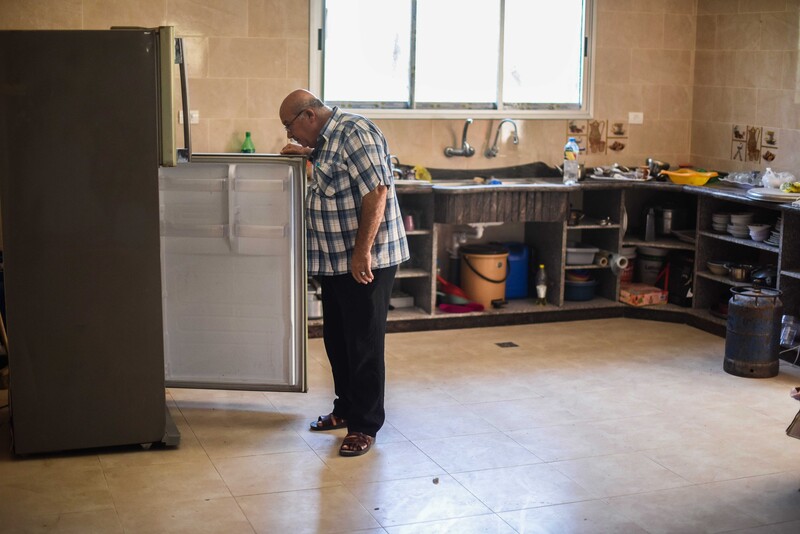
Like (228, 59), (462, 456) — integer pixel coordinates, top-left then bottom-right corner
(589, 172), (651, 181)
(745, 187), (800, 202)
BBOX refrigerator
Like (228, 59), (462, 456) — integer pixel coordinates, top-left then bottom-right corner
(0, 28), (307, 455)
(159, 154), (307, 392)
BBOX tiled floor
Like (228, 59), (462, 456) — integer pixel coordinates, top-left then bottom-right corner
(2, 318), (800, 533)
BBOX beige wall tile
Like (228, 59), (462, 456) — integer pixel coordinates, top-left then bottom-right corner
(597, 12), (663, 49)
(730, 87), (757, 124)
(598, 0), (636, 13)
(660, 85), (694, 119)
(208, 37), (287, 78)
(182, 37), (209, 78)
(715, 14), (761, 50)
(248, 78), (306, 119)
(698, 0), (738, 15)
(760, 12), (799, 51)
(167, 0), (247, 37)
(188, 77), (248, 119)
(781, 51), (799, 90)
(665, 0), (697, 15)
(248, 0), (308, 38)
(632, 50), (693, 85)
(739, 0), (785, 13)
(664, 14), (697, 50)
(695, 15), (716, 50)
(756, 88), (800, 129)
(0, 0), (82, 29)
(735, 51), (782, 89)
(595, 48), (632, 85)
(287, 38), (309, 81)
(83, 0), (167, 29)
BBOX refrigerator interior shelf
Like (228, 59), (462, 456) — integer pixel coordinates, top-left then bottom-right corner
(235, 179), (286, 193)
(235, 224), (286, 239)
(161, 222), (228, 238)
(159, 176), (227, 192)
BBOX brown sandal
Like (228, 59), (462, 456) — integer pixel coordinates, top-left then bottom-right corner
(339, 432), (375, 457)
(310, 413), (347, 432)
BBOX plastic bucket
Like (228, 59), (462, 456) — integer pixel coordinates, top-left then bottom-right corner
(503, 242), (529, 299)
(637, 246), (668, 285)
(460, 244), (509, 309)
(620, 245), (637, 283)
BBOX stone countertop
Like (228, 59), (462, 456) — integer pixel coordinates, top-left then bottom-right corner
(395, 176), (800, 211)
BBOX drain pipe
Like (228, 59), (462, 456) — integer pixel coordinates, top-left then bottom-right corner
(447, 222), (504, 286)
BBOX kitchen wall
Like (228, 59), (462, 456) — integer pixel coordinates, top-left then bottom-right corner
(691, 0), (800, 174)
(3, 0), (795, 176)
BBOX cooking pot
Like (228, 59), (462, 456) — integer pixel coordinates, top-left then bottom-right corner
(729, 263), (754, 283)
(751, 265), (777, 288)
(568, 209), (585, 226)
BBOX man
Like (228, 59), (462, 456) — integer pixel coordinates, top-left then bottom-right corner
(279, 90), (409, 457)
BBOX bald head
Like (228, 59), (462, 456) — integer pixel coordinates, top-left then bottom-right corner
(280, 89), (324, 117)
(279, 89), (332, 149)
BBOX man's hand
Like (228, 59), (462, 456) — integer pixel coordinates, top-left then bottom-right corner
(280, 143), (313, 156)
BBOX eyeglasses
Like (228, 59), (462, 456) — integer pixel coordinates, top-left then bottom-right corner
(283, 108), (308, 132)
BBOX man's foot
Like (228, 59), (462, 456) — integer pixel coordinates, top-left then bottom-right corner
(339, 432), (375, 457)
(309, 413), (347, 431)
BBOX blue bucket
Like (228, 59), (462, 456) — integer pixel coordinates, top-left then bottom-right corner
(503, 242), (529, 299)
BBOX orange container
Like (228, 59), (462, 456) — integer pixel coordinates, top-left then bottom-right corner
(460, 244), (509, 309)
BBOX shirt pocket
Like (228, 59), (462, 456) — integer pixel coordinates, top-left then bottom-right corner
(313, 162), (349, 198)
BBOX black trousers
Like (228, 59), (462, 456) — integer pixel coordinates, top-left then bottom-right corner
(319, 265), (396, 437)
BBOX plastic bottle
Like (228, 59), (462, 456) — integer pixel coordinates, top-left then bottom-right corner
(241, 131), (255, 153)
(563, 137), (580, 185)
(534, 264), (547, 305)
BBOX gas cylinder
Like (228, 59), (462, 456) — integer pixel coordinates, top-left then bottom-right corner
(724, 286), (783, 378)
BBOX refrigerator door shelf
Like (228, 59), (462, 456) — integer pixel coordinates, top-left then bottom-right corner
(160, 155), (306, 392)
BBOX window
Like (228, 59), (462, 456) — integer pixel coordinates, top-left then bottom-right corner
(309, 0), (594, 119)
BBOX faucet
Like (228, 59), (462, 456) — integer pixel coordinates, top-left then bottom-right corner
(485, 119), (519, 158)
(389, 154), (405, 180)
(444, 119), (476, 157)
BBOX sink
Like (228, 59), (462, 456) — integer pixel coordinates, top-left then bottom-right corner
(432, 177), (566, 187)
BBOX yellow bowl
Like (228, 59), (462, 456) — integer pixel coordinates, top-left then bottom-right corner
(661, 169), (718, 186)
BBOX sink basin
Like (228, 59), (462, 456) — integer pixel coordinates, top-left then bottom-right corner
(432, 177), (565, 187)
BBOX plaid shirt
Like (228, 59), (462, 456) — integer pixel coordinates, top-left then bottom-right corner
(306, 107), (409, 276)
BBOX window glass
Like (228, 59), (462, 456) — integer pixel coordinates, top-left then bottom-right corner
(415, 0), (500, 105)
(503, 0), (584, 107)
(315, 0), (591, 116)
(323, 0), (412, 103)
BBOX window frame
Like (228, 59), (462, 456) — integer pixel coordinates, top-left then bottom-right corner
(308, 0), (596, 120)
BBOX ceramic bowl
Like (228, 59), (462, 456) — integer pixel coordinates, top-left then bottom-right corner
(707, 261), (730, 276)
(748, 223), (771, 232)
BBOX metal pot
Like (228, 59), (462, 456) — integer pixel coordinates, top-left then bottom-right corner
(729, 263), (754, 283)
(751, 265), (777, 288)
(568, 209), (585, 226)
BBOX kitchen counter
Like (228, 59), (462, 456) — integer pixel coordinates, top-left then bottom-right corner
(309, 176), (800, 346)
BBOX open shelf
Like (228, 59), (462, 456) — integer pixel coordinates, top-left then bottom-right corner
(622, 236), (695, 251)
(697, 231), (779, 253)
(565, 264), (611, 270)
(696, 270), (751, 287)
(396, 268), (430, 279)
(780, 269), (800, 280)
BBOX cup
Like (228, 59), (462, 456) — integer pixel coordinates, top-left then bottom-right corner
(403, 214), (415, 232)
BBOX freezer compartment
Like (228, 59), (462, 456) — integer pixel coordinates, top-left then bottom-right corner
(159, 156), (306, 391)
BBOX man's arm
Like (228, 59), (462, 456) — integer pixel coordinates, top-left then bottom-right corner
(351, 185), (387, 284)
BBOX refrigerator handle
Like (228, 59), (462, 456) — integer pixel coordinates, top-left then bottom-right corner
(175, 37), (192, 163)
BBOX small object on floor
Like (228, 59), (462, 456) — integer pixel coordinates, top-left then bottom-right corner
(309, 413), (347, 431)
(432, 477), (439, 485)
(339, 432), (374, 457)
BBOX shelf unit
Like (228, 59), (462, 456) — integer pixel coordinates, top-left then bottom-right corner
(694, 195), (784, 317)
(394, 189), (437, 315)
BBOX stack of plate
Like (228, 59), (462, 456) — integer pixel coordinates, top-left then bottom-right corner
(712, 212), (730, 233)
(727, 212), (754, 238)
(746, 187), (800, 203)
(765, 217), (782, 246)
